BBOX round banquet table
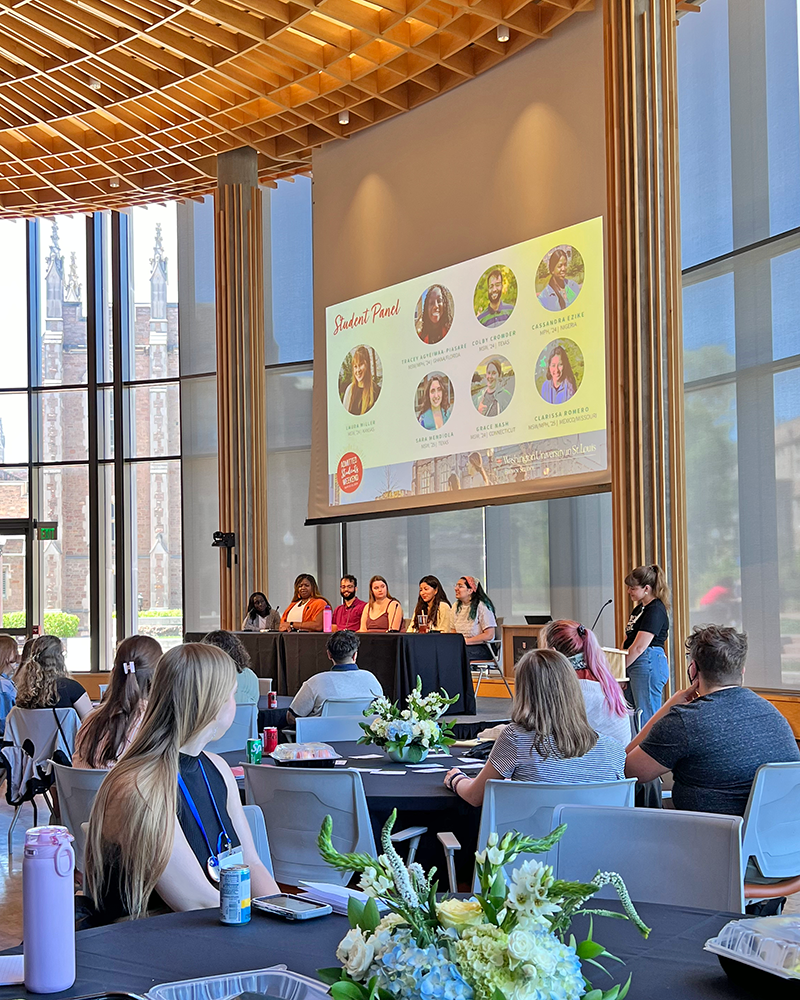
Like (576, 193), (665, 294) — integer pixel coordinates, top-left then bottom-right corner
(0, 900), (754, 1000)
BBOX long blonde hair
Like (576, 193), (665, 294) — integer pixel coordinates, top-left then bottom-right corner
(512, 648), (597, 759)
(349, 345), (376, 414)
(14, 635), (67, 708)
(84, 643), (236, 919)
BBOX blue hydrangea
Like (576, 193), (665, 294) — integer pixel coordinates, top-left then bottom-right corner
(371, 930), (474, 1000)
(386, 720), (415, 742)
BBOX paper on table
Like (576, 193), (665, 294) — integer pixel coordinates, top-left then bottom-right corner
(425, 751), (452, 758)
(407, 763), (444, 769)
(0, 955), (24, 985)
(350, 753), (383, 759)
(458, 760), (484, 768)
(370, 769), (406, 774)
(412, 767), (445, 773)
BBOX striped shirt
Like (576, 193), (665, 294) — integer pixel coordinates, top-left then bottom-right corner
(488, 722), (626, 784)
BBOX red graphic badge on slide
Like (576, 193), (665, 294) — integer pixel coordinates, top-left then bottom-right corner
(337, 452), (363, 493)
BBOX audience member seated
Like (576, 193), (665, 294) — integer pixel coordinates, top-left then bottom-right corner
(359, 575), (403, 632)
(443, 649), (626, 806)
(541, 619), (632, 746)
(279, 574), (328, 632)
(332, 574), (366, 632)
(84, 643), (279, 922)
(0, 634), (19, 736)
(452, 576), (497, 662)
(407, 576), (454, 633)
(73, 635), (162, 770)
(625, 624), (800, 815)
(202, 630), (259, 705)
(242, 592), (281, 632)
(14, 635), (93, 720)
(287, 631), (383, 724)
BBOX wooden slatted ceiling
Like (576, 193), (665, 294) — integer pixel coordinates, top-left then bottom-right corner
(0, 0), (590, 215)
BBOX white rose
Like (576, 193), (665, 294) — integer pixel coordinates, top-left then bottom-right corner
(335, 928), (375, 981)
(507, 929), (536, 970)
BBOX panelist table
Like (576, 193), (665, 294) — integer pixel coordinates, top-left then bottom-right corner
(0, 901), (750, 1000)
(185, 631), (476, 715)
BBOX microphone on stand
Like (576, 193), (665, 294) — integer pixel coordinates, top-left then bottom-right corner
(590, 598), (613, 632)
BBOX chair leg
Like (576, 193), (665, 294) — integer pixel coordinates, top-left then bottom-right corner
(32, 797), (38, 827)
(495, 666), (513, 698)
(474, 667), (483, 697)
(8, 804), (22, 856)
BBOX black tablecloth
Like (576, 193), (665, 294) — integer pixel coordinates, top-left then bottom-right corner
(185, 632), (476, 715)
(0, 901), (753, 1000)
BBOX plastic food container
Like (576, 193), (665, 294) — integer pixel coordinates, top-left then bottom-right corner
(270, 743), (340, 768)
(147, 966), (330, 1000)
(705, 916), (800, 989)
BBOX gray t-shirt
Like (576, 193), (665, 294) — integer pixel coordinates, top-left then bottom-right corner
(289, 666), (384, 718)
(639, 686), (800, 815)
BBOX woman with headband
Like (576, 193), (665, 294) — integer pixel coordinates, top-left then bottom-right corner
(73, 635), (163, 769)
(541, 620), (632, 746)
(453, 576), (497, 662)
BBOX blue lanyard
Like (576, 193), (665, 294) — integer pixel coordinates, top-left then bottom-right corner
(177, 757), (231, 859)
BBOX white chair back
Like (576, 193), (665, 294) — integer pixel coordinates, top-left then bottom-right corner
(295, 715), (367, 743)
(243, 766), (374, 886)
(552, 804), (744, 912)
(51, 762), (106, 871)
(321, 698), (374, 717)
(741, 762), (800, 880)
(475, 778), (636, 882)
(206, 704), (258, 754)
(242, 803), (274, 876)
(6, 707), (81, 763)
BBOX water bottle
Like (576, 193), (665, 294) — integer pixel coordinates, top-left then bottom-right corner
(23, 826), (75, 993)
(322, 605), (333, 633)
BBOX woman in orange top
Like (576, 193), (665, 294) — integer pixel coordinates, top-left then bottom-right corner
(279, 574), (328, 632)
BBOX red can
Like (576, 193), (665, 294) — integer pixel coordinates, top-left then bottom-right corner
(267, 691), (277, 709)
(264, 727), (278, 754)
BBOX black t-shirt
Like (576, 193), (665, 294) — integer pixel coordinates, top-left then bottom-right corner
(639, 686), (800, 815)
(623, 599), (669, 649)
(53, 676), (87, 708)
(177, 752), (240, 870)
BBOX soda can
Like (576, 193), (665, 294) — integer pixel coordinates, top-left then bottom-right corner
(245, 738), (262, 764)
(264, 727), (278, 754)
(220, 864), (251, 925)
(267, 690), (277, 709)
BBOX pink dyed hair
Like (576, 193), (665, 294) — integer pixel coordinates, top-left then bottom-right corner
(540, 619), (630, 718)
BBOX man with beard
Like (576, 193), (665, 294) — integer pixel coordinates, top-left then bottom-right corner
(331, 574), (366, 632)
(477, 268), (514, 327)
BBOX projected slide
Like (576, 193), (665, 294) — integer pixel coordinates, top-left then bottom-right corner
(326, 217), (606, 508)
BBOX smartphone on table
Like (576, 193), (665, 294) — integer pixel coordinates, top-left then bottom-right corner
(252, 893), (332, 920)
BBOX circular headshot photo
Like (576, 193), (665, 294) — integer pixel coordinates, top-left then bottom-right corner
(415, 371), (454, 431)
(338, 344), (383, 416)
(535, 338), (584, 405)
(415, 284), (455, 345)
(535, 245), (585, 312)
(471, 355), (515, 418)
(473, 264), (518, 328)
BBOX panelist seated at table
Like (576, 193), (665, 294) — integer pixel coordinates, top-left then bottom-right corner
(73, 634), (162, 770)
(540, 619), (632, 747)
(84, 643), (279, 923)
(286, 631), (384, 724)
(407, 575), (454, 633)
(279, 573), (328, 632)
(202, 629), (259, 706)
(452, 576), (497, 661)
(625, 624), (800, 816)
(332, 574), (367, 632)
(359, 575), (404, 632)
(444, 649), (626, 806)
(242, 591), (281, 632)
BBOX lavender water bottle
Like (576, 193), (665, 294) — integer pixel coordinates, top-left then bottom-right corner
(23, 826), (76, 993)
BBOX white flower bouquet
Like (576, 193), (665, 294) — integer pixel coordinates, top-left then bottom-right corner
(360, 678), (457, 763)
(317, 811), (650, 1000)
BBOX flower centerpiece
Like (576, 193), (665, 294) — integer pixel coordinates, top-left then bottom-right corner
(360, 679), (457, 763)
(317, 811), (651, 1000)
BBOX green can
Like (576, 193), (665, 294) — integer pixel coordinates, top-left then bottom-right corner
(246, 737), (263, 764)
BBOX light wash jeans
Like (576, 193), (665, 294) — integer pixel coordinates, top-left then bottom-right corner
(626, 646), (669, 726)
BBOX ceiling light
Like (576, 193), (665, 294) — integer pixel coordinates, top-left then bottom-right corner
(109, 178), (120, 188)
(338, 109), (350, 125)
(88, 78), (101, 91)
(496, 24), (510, 42)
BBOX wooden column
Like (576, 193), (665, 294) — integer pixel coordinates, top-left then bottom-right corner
(214, 147), (268, 629)
(605, 0), (688, 686)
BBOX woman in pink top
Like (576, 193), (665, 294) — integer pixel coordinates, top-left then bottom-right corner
(73, 635), (162, 770)
(359, 575), (403, 632)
